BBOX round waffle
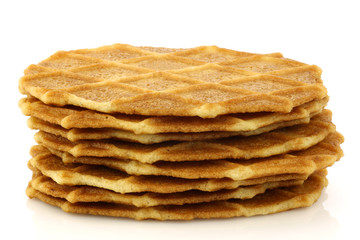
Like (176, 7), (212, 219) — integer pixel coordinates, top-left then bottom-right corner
(18, 44), (344, 221)
(32, 111), (336, 163)
(19, 96), (328, 134)
(29, 170), (303, 207)
(26, 170), (328, 220)
(19, 44), (327, 118)
(29, 132), (342, 193)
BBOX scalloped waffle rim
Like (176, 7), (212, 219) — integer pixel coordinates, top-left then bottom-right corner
(25, 170), (328, 220)
(28, 131), (342, 193)
(19, 96), (328, 134)
(29, 170), (304, 207)
(32, 110), (336, 163)
(36, 130), (343, 181)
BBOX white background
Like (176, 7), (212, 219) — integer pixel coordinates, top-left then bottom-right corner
(0, 0), (358, 239)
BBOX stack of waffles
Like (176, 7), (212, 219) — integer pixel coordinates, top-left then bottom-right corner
(18, 44), (344, 220)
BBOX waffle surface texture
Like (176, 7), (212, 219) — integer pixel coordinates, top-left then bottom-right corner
(19, 43), (343, 220)
(19, 44), (328, 118)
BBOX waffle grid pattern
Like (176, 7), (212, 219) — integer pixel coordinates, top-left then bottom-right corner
(19, 44), (327, 117)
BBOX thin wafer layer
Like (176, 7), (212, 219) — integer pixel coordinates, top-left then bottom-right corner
(19, 96), (328, 134)
(41, 131), (343, 180)
(19, 44), (327, 117)
(28, 148), (311, 194)
(26, 170), (328, 220)
(27, 116), (313, 144)
(33, 111), (336, 163)
(29, 171), (303, 207)
(29, 132), (342, 193)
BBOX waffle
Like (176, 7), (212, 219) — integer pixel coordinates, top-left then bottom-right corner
(26, 170), (328, 220)
(33, 111), (336, 163)
(19, 96), (328, 134)
(27, 116), (311, 144)
(18, 44), (327, 118)
(44, 131), (343, 180)
(28, 154), (308, 195)
(29, 170), (303, 207)
(29, 132), (342, 193)
(19, 44), (344, 221)
(26, 99), (325, 143)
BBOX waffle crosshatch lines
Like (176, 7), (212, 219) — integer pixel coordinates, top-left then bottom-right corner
(19, 44), (327, 118)
(19, 44), (343, 220)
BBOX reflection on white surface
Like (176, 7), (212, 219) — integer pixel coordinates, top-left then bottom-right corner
(26, 190), (339, 240)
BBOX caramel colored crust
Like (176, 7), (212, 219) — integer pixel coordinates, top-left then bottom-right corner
(19, 97), (328, 134)
(26, 97), (327, 143)
(26, 170), (328, 220)
(19, 44), (327, 118)
(33, 111), (336, 163)
(19, 44), (343, 221)
(28, 132), (342, 193)
(29, 171), (304, 207)
(44, 130), (343, 180)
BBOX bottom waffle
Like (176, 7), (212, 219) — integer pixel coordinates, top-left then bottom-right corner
(26, 170), (328, 220)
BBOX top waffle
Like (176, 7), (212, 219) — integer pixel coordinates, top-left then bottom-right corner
(19, 44), (327, 118)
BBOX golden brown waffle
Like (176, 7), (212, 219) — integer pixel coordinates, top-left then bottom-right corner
(27, 116), (311, 143)
(26, 170), (328, 220)
(26, 99), (324, 143)
(29, 132), (342, 193)
(19, 44), (327, 118)
(19, 97), (328, 134)
(39, 131), (343, 180)
(28, 158), (307, 195)
(33, 111), (336, 163)
(29, 171), (303, 207)
(18, 44), (345, 221)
